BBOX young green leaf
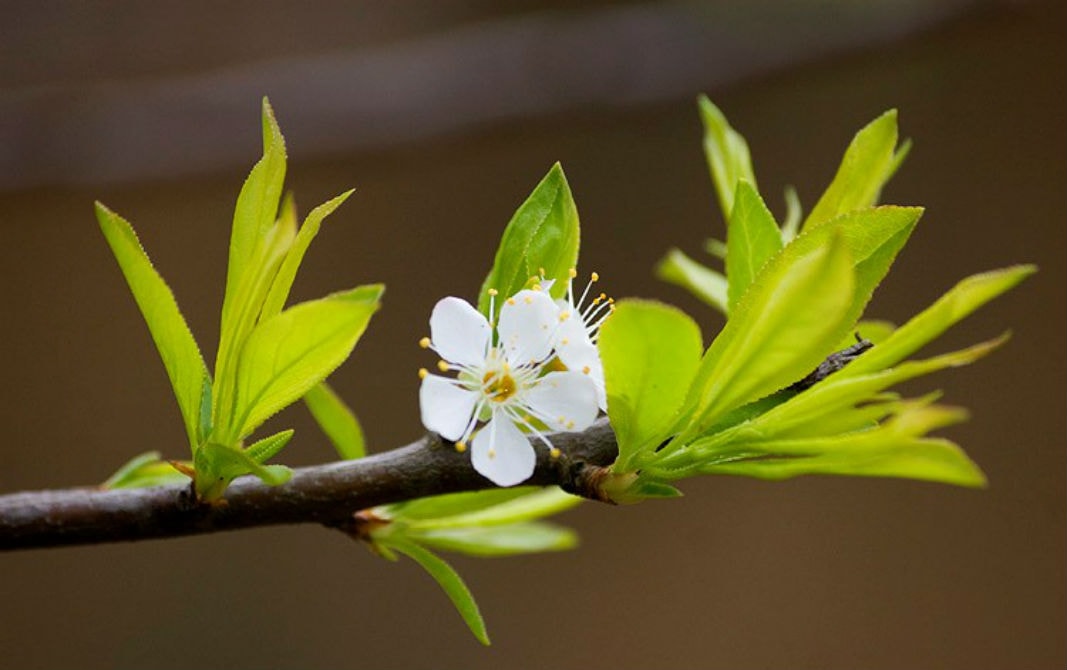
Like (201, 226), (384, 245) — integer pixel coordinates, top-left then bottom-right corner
(383, 488), (539, 521)
(684, 233), (858, 435)
(698, 95), (757, 223)
(726, 180), (783, 311)
(245, 429), (296, 464)
(303, 381), (366, 460)
(101, 451), (191, 490)
(477, 163), (580, 316)
(599, 300), (704, 471)
(410, 522), (577, 557)
(403, 488), (581, 531)
(802, 109), (903, 231)
(228, 285), (382, 441)
(222, 97), (287, 331)
(841, 265), (1036, 377)
(260, 190), (355, 321)
(95, 203), (211, 453)
(697, 403), (986, 488)
(655, 248), (729, 315)
(194, 441), (293, 500)
(387, 539), (491, 646)
(213, 194), (298, 432)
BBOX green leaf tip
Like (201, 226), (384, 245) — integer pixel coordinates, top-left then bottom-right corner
(95, 201), (211, 454)
(477, 163), (580, 317)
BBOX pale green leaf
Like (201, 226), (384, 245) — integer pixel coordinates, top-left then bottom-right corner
(384, 488), (539, 521)
(101, 452), (191, 490)
(684, 233), (857, 435)
(304, 381), (366, 460)
(655, 248), (728, 315)
(411, 521), (577, 557)
(404, 488), (581, 531)
(387, 539), (490, 646)
(689, 335), (1008, 453)
(194, 441), (292, 500)
(477, 163), (580, 316)
(260, 190), (354, 320)
(841, 265), (1036, 377)
(780, 186), (802, 242)
(726, 180), (784, 311)
(229, 285), (381, 441)
(95, 203), (210, 452)
(222, 97), (287, 332)
(698, 95), (757, 222)
(246, 429), (295, 464)
(599, 300), (704, 471)
(803, 109), (901, 231)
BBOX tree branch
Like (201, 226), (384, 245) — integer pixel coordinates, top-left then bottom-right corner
(0, 419), (618, 551)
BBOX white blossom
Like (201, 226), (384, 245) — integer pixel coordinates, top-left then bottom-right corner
(418, 288), (599, 486)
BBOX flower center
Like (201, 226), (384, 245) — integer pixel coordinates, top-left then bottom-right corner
(482, 370), (517, 402)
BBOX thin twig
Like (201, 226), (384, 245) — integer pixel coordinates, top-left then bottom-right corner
(0, 419), (618, 552)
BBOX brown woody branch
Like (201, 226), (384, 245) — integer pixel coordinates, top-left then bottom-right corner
(0, 419), (618, 551)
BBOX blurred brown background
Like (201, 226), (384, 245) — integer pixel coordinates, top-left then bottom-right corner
(1, 1), (1064, 668)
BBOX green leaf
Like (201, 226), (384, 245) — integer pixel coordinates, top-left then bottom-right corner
(803, 109), (902, 231)
(245, 429), (295, 464)
(404, 488), (581, 530)
(599, 300), (703, 471)
(260, 190), (355, 321)
(304, 382), (366, 460)
(683, 232), (857, 435)
(477, 163), (580, 316)
(222, 97), (287, 332)
(686, 335), (1008, 456)
(411, 522), (577, 557)
(842, 265), (1036, 377)
(228, 285), (381, 441)
(387, 539), (491, 646)
(698, 404), (986, 488)
(698, 95), (757, 223)
(95, 203), (211, 453)
(384, 488), (539, 521)
(213, 193), (298, 433)
(655, 248), (729, 315)
(780, 186), (802, 242)
(194, 441), (293, 500)
(726, 180), (784, 311)
(101, 451), (191, 489)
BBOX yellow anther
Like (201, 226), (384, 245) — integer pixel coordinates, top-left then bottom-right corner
(599, 292), (607, 300)
(582, 365), (591, 374)
(591, 272), (600, 282)
(568, 268), (578, 279)
(488, 288), (498, 296)
(418, 336), (431, 349)
(437, 360), (450, 372)
(487, 449), (496, 460)
(539, 267), (546, 276)
(558, 415), (566, 425)
(532, 283), (542, 291)
(418, 368), (428, 379)
(561, 337), (570, 345)
(455, 441), (467, 453)
(507, 298), (516, 306)
(566, 420), (575, 429)
(549, 447), (561, 459)
(607, 297), (615, 304)
(559, 310), (571, 321)
(524, 295), (533, 304)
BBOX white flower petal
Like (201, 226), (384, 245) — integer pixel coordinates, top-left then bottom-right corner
(522, 370), (599, 432)
(553, 339), (606, 411)
(419, 374), (479, 440)
(430, 297), (491, 367)
(471, 414), (536, 486)
(498, 289), (559, 365)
